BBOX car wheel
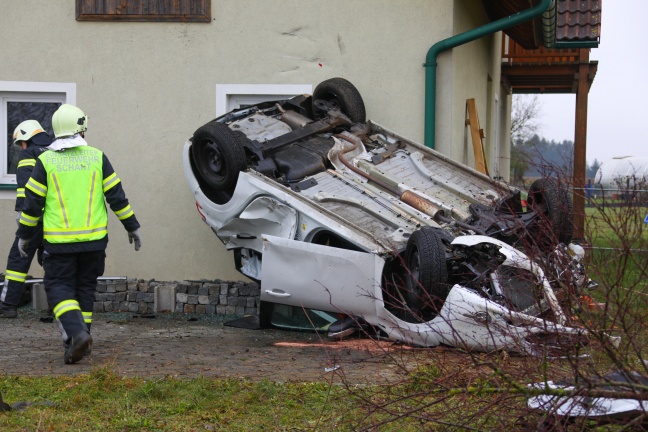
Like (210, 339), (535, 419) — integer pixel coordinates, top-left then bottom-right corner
(312, 77), (366, 123)
(191, 122), (247, 199)
(402, 227), (449, 322)
(527, 178), (574, 248)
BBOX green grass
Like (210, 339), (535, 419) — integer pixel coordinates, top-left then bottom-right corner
(585, 205), (648, 249)
(0, 368), (358, 431)
(584, 205), (648, 291)
(0, 363), (576, 431)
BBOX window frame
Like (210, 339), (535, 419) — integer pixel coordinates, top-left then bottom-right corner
(0, 81), (75, 198)
(215, 84), (313, 117)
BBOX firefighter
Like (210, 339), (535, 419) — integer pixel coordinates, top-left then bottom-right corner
(16, 104), (142, 364)
(0, 120), (52, 318)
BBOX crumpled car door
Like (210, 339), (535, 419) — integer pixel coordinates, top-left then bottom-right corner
(260, 234), (383, 318)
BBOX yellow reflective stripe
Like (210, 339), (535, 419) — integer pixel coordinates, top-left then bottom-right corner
(6, 270), (27, 283)
(82, 311), (92, 323)
(19, 212), (39, 227)
(25, 178), (47, 197)
(102, 173), (121, 192)
(17, 159), (36, 168)
(87, 172), (97, 226)
(53, 299), (81, 319)
(115, 204), (133, 220)
(16, 188), (25, 199)
(50, 173), (70, 228)
(44, 226), (107, 239)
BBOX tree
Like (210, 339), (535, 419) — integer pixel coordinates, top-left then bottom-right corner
(511, 94), (543, 144)
(510, 95), (543, 185)
(588, 158), (601, 179)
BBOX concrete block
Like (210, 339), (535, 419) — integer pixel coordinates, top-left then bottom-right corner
(31, 283), (49, 311)
(220, 283), (229, 295)
(204, 283), (219, 295)
(155, 284), (177, 313)
(127, 279), (139, 291)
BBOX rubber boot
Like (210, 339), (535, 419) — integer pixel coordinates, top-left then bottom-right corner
(0, 302), (17, 318)
(58, 310), (92, 364)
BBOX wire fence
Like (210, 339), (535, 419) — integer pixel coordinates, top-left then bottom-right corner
(586, 246), (648, 253)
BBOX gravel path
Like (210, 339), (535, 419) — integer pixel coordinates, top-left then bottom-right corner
(0, 309), (421, 384)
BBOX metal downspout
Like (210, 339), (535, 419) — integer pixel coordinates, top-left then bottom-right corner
(424, 0), (554, 149)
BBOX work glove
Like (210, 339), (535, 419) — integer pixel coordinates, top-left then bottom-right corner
(15, 212), (20, 227)
(18, 238), (29, 258)
(128, 229), (142, 251)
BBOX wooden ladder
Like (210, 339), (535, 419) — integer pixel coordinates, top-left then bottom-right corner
(465, 98), (489, 176)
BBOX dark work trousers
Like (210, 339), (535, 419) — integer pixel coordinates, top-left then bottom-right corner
(42, 250), (105, 339)
(1, 223), (43, 306)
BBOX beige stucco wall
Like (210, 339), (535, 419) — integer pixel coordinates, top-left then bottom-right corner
(0, 0), (507, 281)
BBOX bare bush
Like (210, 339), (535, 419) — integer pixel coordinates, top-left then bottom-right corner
(324, 165), (648, 431)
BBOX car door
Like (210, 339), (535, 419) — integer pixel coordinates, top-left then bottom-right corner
(260, 234), (383, 318)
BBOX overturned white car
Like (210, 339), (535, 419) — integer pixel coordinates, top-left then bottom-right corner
(183, 78), (593, 354)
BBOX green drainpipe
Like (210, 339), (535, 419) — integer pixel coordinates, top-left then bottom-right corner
(424, 0), (553, 149)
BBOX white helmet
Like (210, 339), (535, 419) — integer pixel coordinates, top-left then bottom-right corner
(52, 104), (88, 138)
(13, 120), (45, 144)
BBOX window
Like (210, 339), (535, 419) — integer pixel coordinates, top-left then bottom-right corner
(0, 81), (75, 195)
(215, 84), (313, 117)
(76, 0), (211, 22)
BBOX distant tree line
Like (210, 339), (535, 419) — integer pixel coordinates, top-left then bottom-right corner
(509, 95), (601, 187)
(510, 135), (601, 186)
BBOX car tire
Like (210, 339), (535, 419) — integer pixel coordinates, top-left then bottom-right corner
(312, 77), (366, 123)
(402, 227), (449, 322)
(527, 178), (574, 248)
(191, 122), (247, 199)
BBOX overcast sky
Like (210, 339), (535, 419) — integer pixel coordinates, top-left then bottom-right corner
(529, 0), (644, 165)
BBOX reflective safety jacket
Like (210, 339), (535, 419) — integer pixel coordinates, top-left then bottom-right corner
(14, 135), (51, 211)
(17, 143), (140, 253)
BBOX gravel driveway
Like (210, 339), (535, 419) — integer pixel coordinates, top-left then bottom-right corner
(1, 309), (420, 384)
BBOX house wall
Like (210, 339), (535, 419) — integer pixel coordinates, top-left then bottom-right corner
(0, 0), (506, 281)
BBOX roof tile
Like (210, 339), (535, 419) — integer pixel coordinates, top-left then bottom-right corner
(556, 0), (601, 42)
